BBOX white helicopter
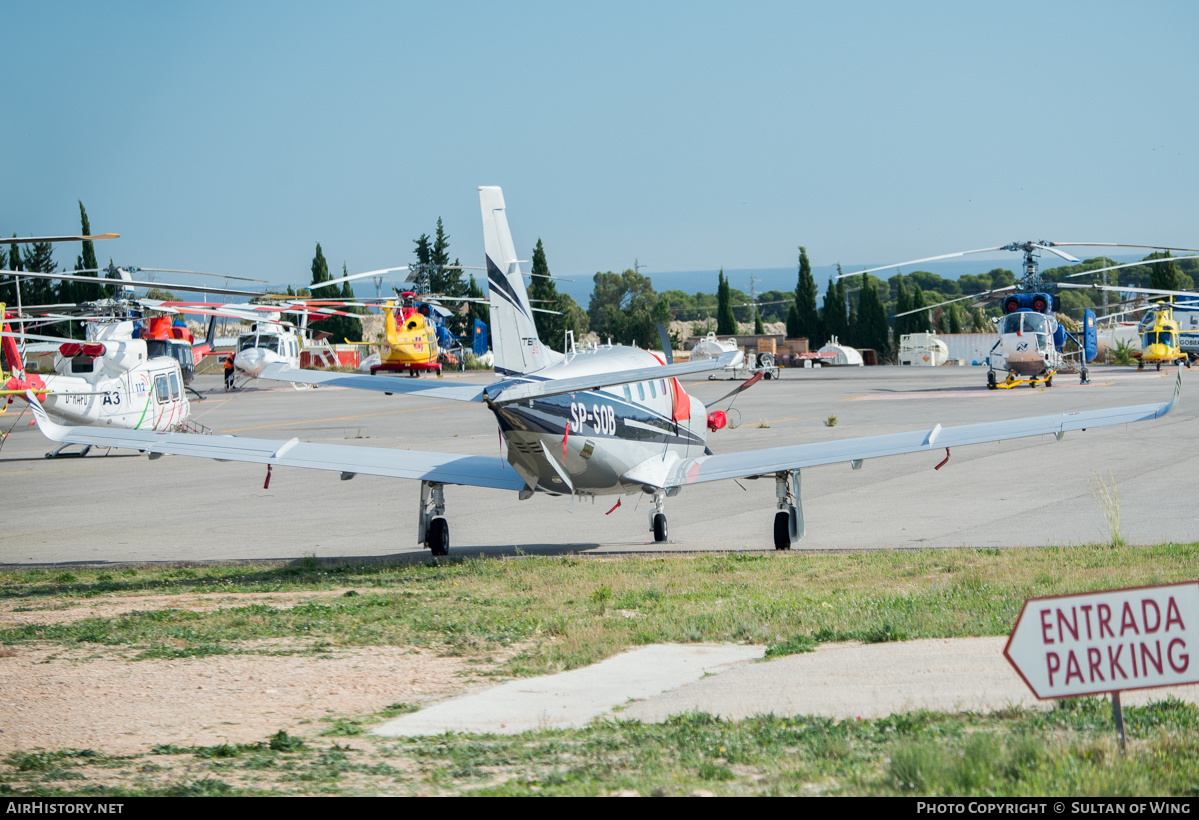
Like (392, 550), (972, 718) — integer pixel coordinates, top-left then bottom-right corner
(30, 189), (1179, 552)
(2, 251), (263, 456)
(857, 242), (1199, 389)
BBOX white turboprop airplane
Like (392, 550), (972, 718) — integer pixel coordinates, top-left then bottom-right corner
(30, 187), (1181, 555)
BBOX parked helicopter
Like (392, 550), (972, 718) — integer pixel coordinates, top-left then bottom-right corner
(1134, 306), (1192, 371)
(1, 256), (262, 455)
(856, 241), (1199, 389)
(30, 189), (1180, 552)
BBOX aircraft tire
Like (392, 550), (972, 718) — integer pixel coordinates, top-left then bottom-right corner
(427, 517), (450, 556)
(773, 511), (792, 551)
(652, 513), (668, 543)
(1157, 362), (1162, 371)
(1046, 375), (1053, 387)
(986, 372), (997, 390)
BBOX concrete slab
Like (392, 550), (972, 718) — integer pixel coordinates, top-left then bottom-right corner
(375, 639), (1199, 736)
(374, 643), (764, 736)
(621, 638), (1199, 722)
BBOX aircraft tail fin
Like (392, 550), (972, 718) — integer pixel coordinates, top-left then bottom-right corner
(478, 186), (563, 375)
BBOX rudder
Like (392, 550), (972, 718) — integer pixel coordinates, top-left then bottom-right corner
(478, 186), (562, 375)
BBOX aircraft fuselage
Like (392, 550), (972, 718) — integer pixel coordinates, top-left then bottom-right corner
(489, 346), (709, 496)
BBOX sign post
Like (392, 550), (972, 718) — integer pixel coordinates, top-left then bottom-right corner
(1005, 582), (1199, 753)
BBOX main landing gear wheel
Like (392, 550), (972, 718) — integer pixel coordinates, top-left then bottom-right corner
(1045, 375), (1053, 387)
(987, 371), (997, 390)
(1157, 361), (1162, 371)
(427, 517), (449, 556)
(773, 511), (792, 551)
(652, 513), (668, 543)
(1081, 368), (1089, 383)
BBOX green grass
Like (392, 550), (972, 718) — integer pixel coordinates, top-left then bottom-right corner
(2, 545), (1197, 675)
(3, 700), (1197, 796)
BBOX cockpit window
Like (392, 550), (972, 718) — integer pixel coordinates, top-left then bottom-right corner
(238, 335), (280, 353)
(999, 314), (1022, 334)
(1023, 313), (1048, 334)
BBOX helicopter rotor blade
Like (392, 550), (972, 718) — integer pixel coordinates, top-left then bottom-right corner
(833, 247), (1008, 280)
(1031, 244), (1081, 263)
(1050, 242), (1199, 254)
(129, 267), (269, 284)
(0, 269), (260, 298)
(1062, 255), (1199, 279)
(310, 266), (411, 290)
(0, 234), (118, 245)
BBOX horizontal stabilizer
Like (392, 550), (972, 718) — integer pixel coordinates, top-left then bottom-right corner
(259, 363), (487, 402)
(490, 352), (738, 404)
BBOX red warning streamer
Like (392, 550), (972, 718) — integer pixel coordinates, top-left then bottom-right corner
(934, 448), (950, 471)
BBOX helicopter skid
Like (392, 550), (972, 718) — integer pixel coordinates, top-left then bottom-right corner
(994, 371), (1055, 390)
(370, 362), (442, 377)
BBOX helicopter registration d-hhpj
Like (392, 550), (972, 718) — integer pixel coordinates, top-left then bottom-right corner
(30, 188), (1180, 553)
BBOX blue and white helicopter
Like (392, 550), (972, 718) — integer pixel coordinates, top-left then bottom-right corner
(858, 241), (1199, 389)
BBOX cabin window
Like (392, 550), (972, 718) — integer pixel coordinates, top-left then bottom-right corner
(69, 357), (95, 374)
(169, 372), (181, 400)
(637, 382), (645, 401)
(154, 375), (170, 403)
(623, 385), (632, 402)
(649, 381), (657, 398)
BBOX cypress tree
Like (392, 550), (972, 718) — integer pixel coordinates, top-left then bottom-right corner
(528, 238), (560, 346)
(909, 284), (930, 333)
(74, 201), (101, 303)
(821, 276), (846, 344)
(1150, 251), (1181, 295)
(893, 276), (910, 352)
(716, 269), (737, 335)
(310, 243), (330, 285)
(856, 275), (888, 356)
(948, 304), (963, 334)
(753, 305), (764, 334)
(794, 246), (821, 344)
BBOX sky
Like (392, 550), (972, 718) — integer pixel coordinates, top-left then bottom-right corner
(3, 1), (1197, 300)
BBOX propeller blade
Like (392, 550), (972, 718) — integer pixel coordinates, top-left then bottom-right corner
(712, 371), (764, 404)
(656, 323), (674, 365)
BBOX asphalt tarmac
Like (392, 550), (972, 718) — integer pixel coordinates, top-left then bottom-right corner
(1, 363), (1194, 567)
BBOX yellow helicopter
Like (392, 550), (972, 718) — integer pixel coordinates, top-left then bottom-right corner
(1136, 305), (1192, 371)
(355, 291), (461, 377)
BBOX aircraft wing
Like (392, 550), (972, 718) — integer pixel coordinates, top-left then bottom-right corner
(489, 352), (739, 404)
(652, 375), (1180, 488)
(28, 397), (525, 491)
(259, 363), (488, 402)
